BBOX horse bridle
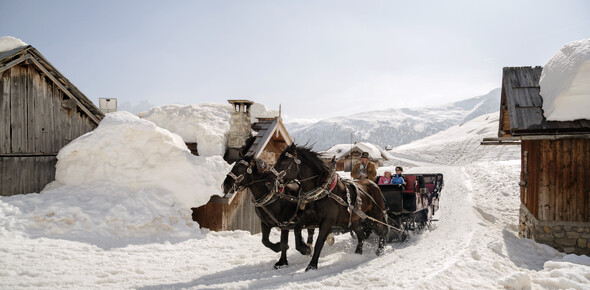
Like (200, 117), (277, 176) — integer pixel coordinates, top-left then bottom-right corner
(273, 152), (301, 181)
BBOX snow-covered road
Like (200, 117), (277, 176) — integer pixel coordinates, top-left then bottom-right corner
(4, 159), (588, 289)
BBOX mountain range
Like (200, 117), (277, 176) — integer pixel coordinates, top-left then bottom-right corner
(285, 88), (501, 151)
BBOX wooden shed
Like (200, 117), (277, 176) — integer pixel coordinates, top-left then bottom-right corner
(1, 45), (104, 196)
(483, 66), (590, 255)
(192, 116), (292, 234)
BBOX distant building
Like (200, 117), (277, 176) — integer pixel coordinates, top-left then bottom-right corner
(483, 66), (590, 255)
(0, 45), (104, 196)
(321, 142), (389, 172)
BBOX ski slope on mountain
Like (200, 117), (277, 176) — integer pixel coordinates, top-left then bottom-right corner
(286, 88), (501, 151)
(2, 111), (590, 289)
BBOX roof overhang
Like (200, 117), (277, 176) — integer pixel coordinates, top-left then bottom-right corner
(481, 133), (590, 145)
(0, 46), (104, 125)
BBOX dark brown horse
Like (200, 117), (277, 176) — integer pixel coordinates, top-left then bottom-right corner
(221, 156), (314, 268)
(273, 144), (389, 271)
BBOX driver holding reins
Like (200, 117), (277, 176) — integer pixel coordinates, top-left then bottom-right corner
(351, 151), (377, 181)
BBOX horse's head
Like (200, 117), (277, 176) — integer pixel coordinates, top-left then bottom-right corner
(274, 144), (334, 191)
(274, 143), (302, 183)
(222, 156), (271, 195)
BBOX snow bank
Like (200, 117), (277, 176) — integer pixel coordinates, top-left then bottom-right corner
(54, 111), (230, 209)
(0, 36), (28, 52)
(1, 182), (202, 248)
(539, 38), (590, 121)
(138, 102), (278, 157)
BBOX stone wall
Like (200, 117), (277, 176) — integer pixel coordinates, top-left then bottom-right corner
(520, 204), (590, 255)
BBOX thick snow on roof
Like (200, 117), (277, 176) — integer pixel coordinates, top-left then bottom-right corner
(0, 36), (27, 52)
(138, 102), (278, 157)
(539, 38), (590, 121)
(323, 142), (387, 160)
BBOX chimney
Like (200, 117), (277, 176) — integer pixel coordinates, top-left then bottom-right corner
(226, 100), (254, 162)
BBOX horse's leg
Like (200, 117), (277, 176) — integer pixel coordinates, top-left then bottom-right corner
(306, 220), (334, 271)
(274, 229), (290, 269)
(261, 222), (281, 253)
(351, 221), (366, 254)
(306, 228), (315, 245)
(294, 226), (312, 255)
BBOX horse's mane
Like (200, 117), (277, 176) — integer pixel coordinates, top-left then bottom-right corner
(283, 144), (333, 185)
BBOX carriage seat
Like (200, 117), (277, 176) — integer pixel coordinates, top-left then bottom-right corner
(403, 175), (417, 193)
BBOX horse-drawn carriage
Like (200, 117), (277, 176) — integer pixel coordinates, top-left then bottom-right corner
(222, 144), (443, 271)
(377, 173), (444, 240)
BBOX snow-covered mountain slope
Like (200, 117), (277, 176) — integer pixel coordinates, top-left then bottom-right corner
(386, 112), (520, 168)
(286, 88), (501, 151)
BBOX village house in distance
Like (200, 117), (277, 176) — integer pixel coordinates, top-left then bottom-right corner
(321, 142), (390, 172)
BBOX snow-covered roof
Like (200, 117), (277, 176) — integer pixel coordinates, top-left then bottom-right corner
(500, 67), (590, 136)
(540, 38), (590, 121)
(322, 142), (389, 160)
(138, 102), (279, 157)
(0, 36), (28, 54)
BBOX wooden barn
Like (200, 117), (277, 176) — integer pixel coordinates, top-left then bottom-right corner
(483, 66), (590, 255)
(0, 45), (104, 196)
(192, 102), (292, 234)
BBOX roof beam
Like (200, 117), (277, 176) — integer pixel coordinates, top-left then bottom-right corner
(28, 55), (101, 125)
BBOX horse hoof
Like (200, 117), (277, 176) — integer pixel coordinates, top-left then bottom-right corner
(326, 234), (335, 246)
(376, 248), (384, 256)
(355, 249), (363, 255)
(297, 245), (312, 256)
(305, 265), (317, 271)
(274, 261), (288, 269)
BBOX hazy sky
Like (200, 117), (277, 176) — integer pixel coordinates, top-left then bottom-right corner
(1, 0), (589, 120)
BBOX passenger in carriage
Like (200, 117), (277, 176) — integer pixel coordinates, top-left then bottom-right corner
(391, 166), (407, 188)
(351, 152), (377, 181)
(377, 170), (392, 184)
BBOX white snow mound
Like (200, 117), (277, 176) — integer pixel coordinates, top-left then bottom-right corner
(539, 38), (590, 121)
(54, 111), (231, 209)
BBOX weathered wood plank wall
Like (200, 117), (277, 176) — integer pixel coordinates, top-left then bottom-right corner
(0, 156), (57, 196)
(522, 139), (590, 222)
(0, 63), (97, 196)
(192, 189), (261, 234)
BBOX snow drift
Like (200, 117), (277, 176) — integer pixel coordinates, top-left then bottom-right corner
(53, 111), (230, 209)
(539, 38), (590, 121)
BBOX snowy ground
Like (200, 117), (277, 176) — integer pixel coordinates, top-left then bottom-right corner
(2, 113), (590, 289)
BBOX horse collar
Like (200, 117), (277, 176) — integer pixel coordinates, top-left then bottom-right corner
(329, 174), (338, 191)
